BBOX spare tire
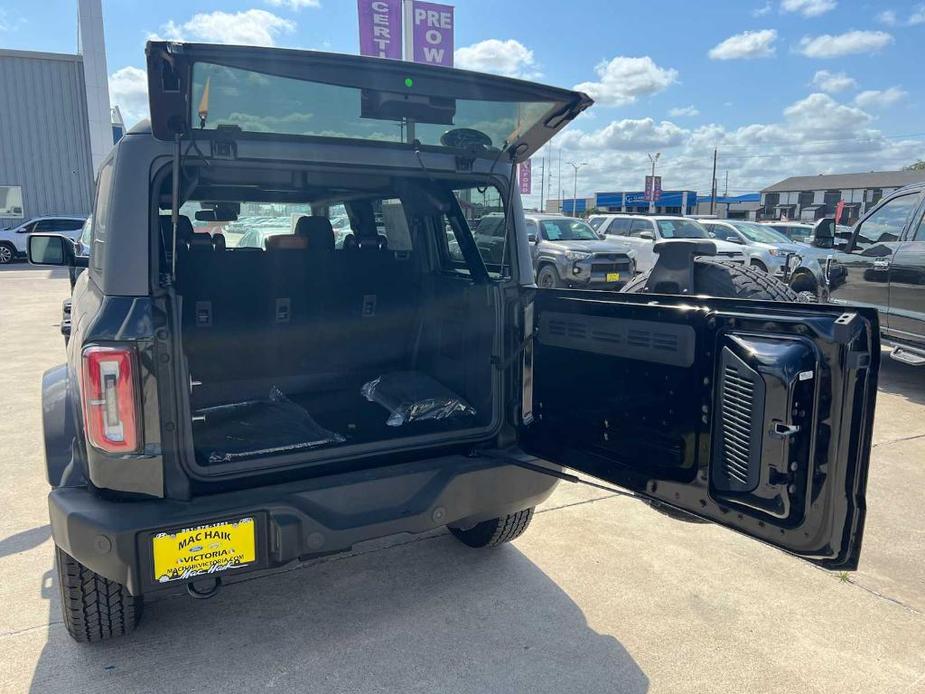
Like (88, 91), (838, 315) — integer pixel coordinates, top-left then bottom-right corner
(622, 257), (801, 301)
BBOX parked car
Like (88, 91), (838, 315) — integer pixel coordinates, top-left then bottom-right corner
(590, 214), (747, 273)
(0, 215), (85, 264)
(27, 41), (879, 643)
(698, 218), (805, 276)
(479, 213), (635, 288)
(814, 182), (925, 365)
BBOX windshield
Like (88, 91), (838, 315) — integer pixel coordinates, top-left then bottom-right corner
(540, 219), (599, 241)
(192, 62), (556, 150)
(730, 221), (790, 244)
(657, 219), (708, 239)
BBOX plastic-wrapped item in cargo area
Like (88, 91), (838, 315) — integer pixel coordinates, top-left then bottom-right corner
(361, 371), (477, 427)
(193, 386), (346, 464)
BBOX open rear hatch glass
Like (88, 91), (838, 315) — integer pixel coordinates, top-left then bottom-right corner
(145, 41), (591, 162)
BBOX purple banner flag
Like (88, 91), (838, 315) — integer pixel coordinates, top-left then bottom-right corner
(519, 160), (532, 195)
(358, 0), (402, 60)
(412, 1), (454, 66)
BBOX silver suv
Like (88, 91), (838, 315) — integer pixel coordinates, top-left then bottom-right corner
(478, 213), (635, 289)
(697, 218), (804, 277)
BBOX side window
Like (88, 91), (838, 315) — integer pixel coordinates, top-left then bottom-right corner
(90, 160), (114, 274)
(913, 207), (925, 242)
(628, 219), (652, 238)
(379, 199), (412, 251)
(607, 218), (631, 236)
(439, 187), (508, 279)
(854, 194), (920, 249)
(708, 224), (734, 242)
(588, 217), (604, 231)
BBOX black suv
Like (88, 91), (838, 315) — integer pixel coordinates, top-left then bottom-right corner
(815, 182), (925, 366)
(29, 42), (880, 642)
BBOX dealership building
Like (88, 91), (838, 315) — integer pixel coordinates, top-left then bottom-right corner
(0, 0), (115, 228)
(759, 170), (925, 225)
(549, 190), (699, 216)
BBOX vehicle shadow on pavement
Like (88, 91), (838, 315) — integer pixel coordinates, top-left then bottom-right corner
(877, 355), (925, 407)
(0, 525), (50, 559)
(29, 531), (648, 694)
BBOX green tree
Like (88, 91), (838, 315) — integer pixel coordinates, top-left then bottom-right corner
(905, 161), (925, 171)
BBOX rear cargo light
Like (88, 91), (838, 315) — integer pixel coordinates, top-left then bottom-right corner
(80, 346), (140, 453)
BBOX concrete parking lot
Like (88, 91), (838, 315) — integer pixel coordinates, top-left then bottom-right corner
(0, 263), (923, 694)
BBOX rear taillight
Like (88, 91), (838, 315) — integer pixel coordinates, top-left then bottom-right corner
(80, 346), (140, 453)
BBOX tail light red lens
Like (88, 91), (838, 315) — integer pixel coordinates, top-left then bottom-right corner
(80, 346), (140, 453)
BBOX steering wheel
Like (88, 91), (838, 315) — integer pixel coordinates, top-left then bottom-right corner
(440, 128), (493, 150)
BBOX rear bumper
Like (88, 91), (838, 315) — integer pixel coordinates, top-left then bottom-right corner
(49, 453), (559, 595)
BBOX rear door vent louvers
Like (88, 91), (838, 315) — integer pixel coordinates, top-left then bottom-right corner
(712, 347), (765, 492)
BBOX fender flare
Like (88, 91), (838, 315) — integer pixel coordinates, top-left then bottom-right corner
(42, 365), (86, 488)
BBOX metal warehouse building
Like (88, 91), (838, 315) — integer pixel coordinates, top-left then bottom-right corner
(760, 170), (925, 226)
(0, 0), (114, 229)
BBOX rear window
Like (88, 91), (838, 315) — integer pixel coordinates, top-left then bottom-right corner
(192, 62), (556, 153)
(441, 186), (508, 279)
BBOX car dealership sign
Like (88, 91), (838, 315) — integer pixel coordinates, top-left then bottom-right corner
(358, 0), (453, 66)
(358, 0), (403, 59)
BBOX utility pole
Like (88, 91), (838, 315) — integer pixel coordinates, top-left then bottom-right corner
(568, 161), (587, 217)
(709, 148), (718, 215)
(724, 170), (729, 198)
(557, 150), (562, 213)
(647, 152), (661, 215)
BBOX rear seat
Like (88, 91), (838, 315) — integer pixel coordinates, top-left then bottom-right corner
(178, 211), (420, 401)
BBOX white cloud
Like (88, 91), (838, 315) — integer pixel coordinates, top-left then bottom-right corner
(156, 9), (295, 47)
(753, 1), (773, 17)
(798, 30), (893, 58)
(573, 56), (678, 107)
(0, 9), (25, 32)
(781, 0), (837, 17)
(877, 9), (897, 25)
(109, 66), (149, 128)
(854, 87), (908, 109)
(559, 118), (689, 152)
(454, 39), (539, 79)
(264, 0), (320, 8)
(533, 92), (925, 203)
(708, 29), (777, 60)
(909, 5), (925, 25)
(669, 105), (700, 117)
(810, 70), (857, 93)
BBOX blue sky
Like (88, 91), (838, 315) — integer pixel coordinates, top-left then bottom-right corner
(2, 0), (924, 200)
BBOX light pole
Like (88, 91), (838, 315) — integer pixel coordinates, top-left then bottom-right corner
(568, 161), (587, 217)
(647, 152), (661, 214)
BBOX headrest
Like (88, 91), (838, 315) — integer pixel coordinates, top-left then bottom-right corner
(357, 234), (389, 251)
(188, 234), (213, 250)
(266, 234), (309, 251)
(211, 233), (226, 252)
(342, 233), (358, 251)
(294, 215), (335, 252)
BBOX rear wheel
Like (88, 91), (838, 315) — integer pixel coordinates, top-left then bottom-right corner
(0, 242), (15, 264)
(55, 546), (142, 642)
(449, 508), (535, 548)
(622, 257), (800, 301)
(536, 265), (561, 289)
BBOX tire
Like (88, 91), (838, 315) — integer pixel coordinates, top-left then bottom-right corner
(0, 242), (15, 264)
(622, 257), (801, 301)
(536, 264), (561, 289)
(55, 546), (142, 643)
(449, 508), (535, 548)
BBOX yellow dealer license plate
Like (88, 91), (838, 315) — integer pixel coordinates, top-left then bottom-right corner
(152, 517), (256, 583)
(606, 272), (621, 283)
